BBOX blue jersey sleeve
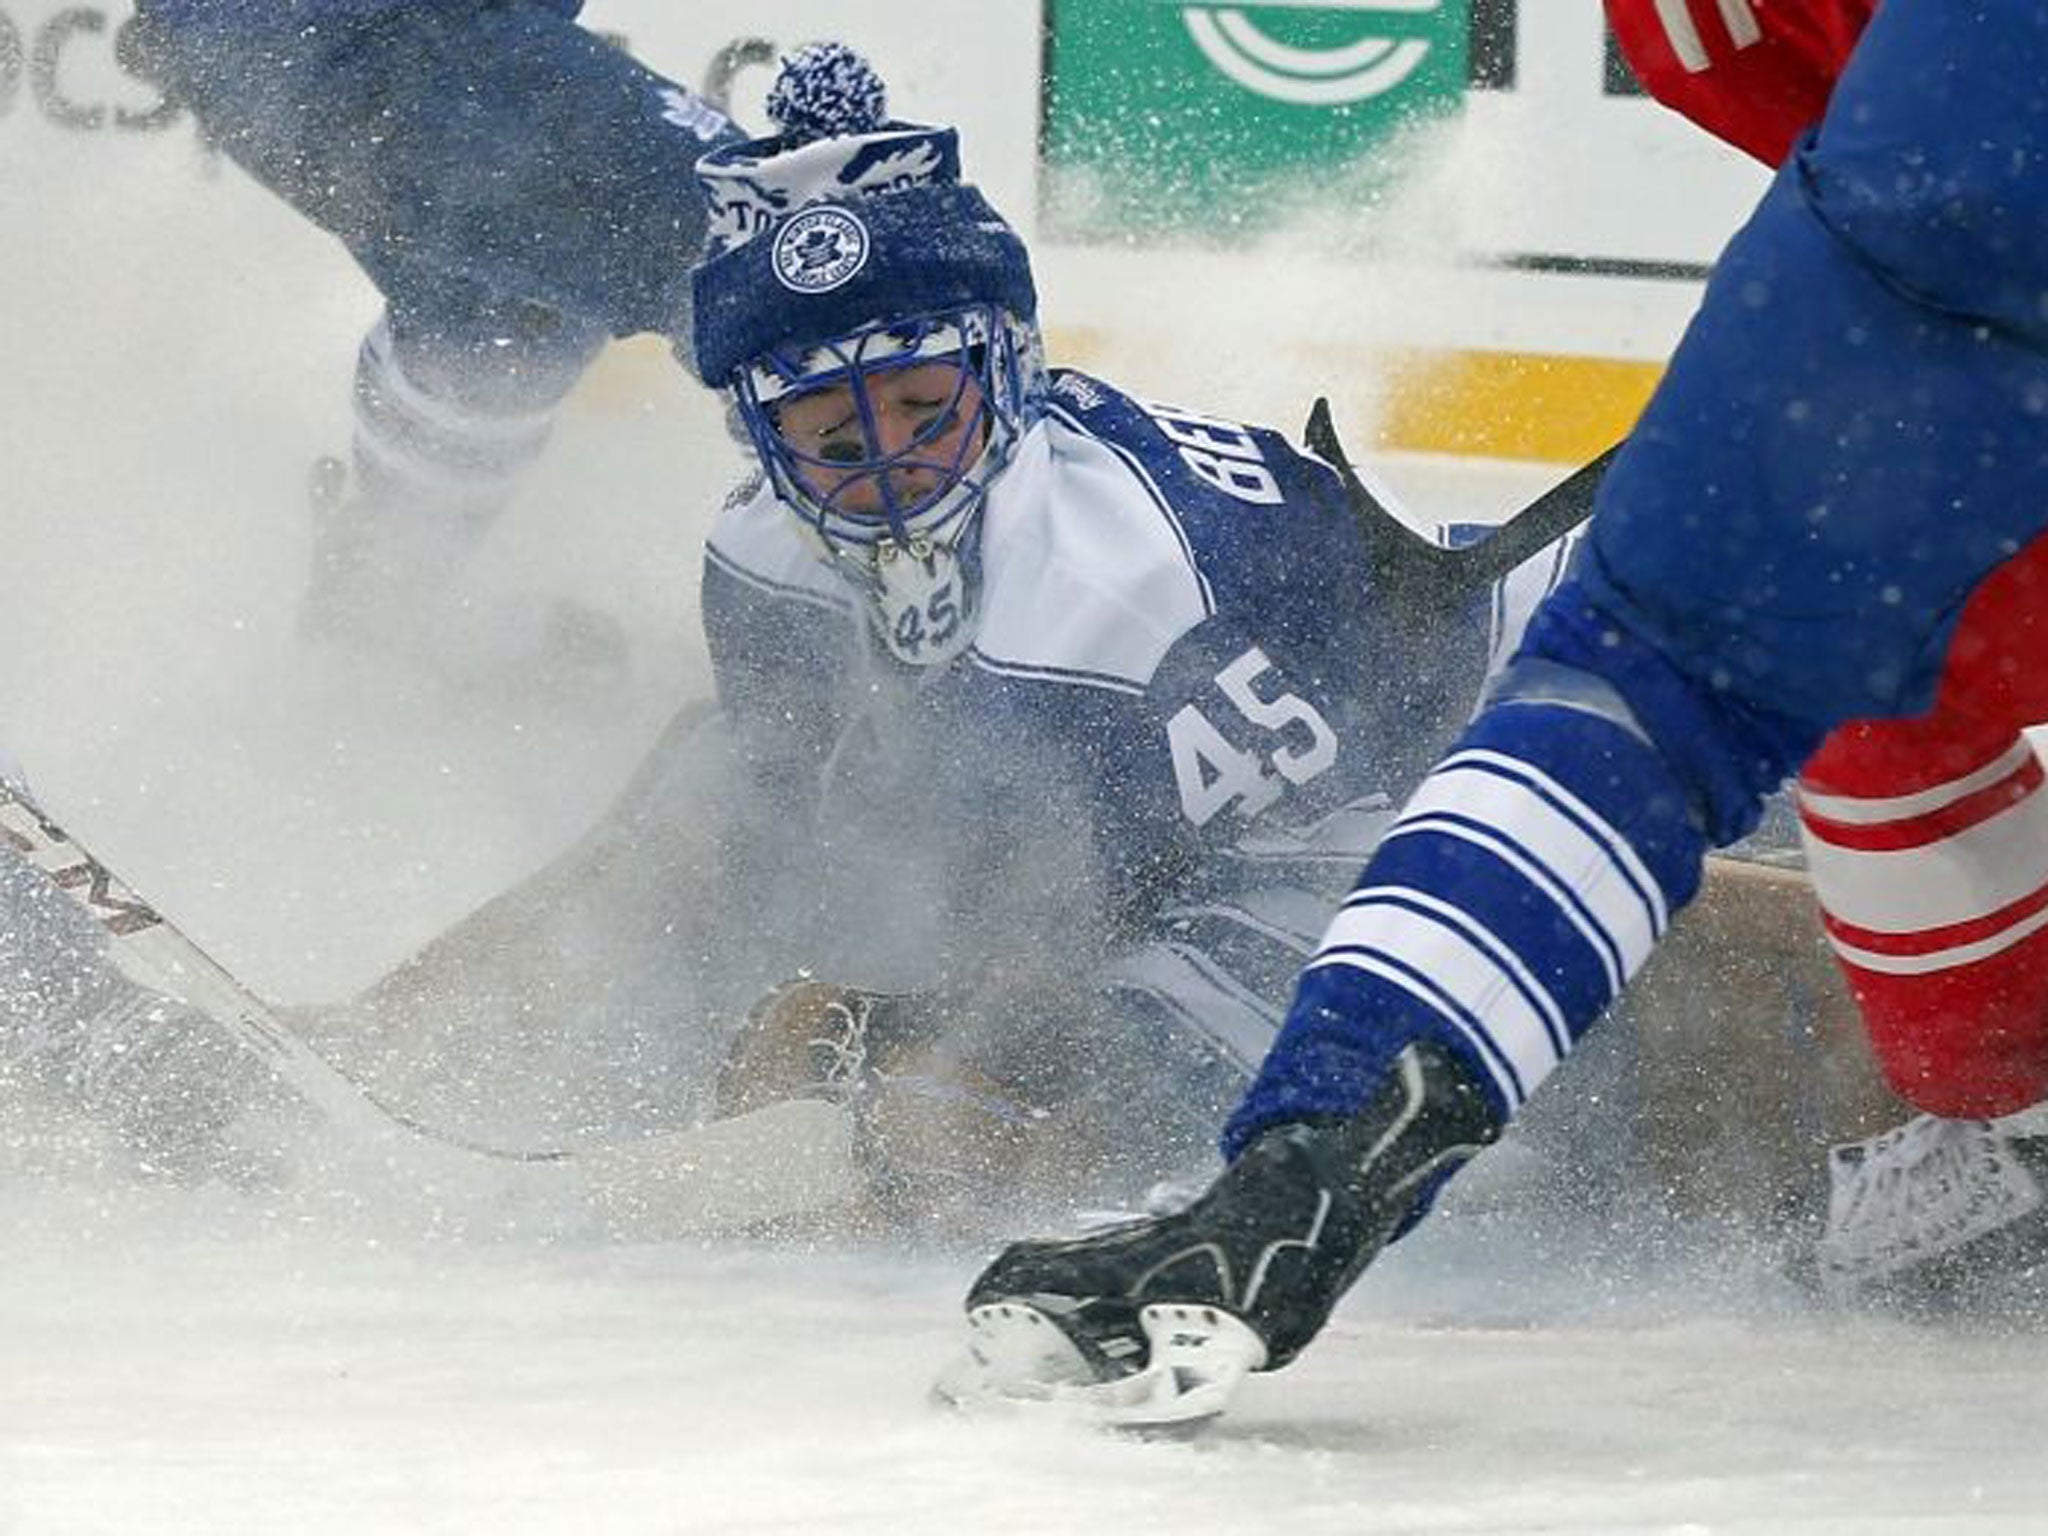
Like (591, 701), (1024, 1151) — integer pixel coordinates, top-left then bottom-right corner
(1020, 380), (1526, 1110)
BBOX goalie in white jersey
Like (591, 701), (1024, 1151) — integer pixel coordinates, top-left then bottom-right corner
(675, 46), (1555, 1227)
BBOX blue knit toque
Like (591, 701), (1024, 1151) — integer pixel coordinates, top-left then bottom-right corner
(689, 44), (1036, 388)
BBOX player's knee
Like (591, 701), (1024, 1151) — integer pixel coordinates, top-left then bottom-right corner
(1927, 531), (2048, 727)
(1802, 1), (2048, 342)
(1511, 580), (1820, 845)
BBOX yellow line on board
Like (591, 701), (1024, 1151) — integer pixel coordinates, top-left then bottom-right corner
(1048, 326), (1661, 464)
(1379, 349), (1663, 464)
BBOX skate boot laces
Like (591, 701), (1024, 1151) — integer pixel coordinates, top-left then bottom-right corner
(1819, 1114), (2045, 1290)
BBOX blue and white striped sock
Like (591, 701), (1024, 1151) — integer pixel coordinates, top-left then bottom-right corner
(1223, 681), (1707, 1156)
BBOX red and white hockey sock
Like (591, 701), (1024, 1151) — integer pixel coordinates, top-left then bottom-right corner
(1799, 724), (2048, 1118)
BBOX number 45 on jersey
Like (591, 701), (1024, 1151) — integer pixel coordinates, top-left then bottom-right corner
(1168, 646), (1337, 827)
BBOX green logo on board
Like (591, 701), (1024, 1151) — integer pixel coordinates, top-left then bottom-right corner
(1044, 2), (1470, 239)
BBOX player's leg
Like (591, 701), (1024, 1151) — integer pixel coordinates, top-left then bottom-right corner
(304, 270), (611, 664)
(133, 1), (733, 334)
(1221, 0), (2048, 1153)
(1796, 537), (2048, 1304)
(1799, 540), (2048, 1124)
(131, 2), (734, 647)
(1654, 0), (2048, 1309)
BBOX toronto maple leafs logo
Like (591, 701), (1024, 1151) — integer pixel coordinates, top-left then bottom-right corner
(770, 207), (870, 294)
(656, 85), (731, 144)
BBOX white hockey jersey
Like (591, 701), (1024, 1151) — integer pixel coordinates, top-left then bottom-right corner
(700, 371), (1557, 1153)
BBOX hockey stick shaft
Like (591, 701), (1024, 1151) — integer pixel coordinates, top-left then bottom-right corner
(0, 782), (511, 1152)
(0, 782), (860, 1232)
(1303, 397), (1616, 608)
(1441, 444), (1616, 586)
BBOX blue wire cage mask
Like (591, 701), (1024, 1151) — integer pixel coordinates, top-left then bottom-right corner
(736, 304), (1043, 665)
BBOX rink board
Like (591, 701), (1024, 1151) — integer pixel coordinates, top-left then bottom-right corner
(1, 0), (1767, 460)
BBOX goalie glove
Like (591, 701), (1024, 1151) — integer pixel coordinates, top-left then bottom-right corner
(714, 980), (943, 1115)
(715, 979), (1052, 1230)
(938, 1041), (1500, 1426)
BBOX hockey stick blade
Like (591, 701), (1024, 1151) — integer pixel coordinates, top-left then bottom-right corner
(0, 781), (859, 1234)
(1303, 397), (1616, 613)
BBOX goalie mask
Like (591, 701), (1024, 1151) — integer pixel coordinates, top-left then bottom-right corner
(737, 305), (1038, 664)
(690, 43), (1045, 666)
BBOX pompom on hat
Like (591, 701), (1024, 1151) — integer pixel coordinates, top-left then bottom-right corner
(689, 42), (1037, 389)
(762, 39), (887, 141)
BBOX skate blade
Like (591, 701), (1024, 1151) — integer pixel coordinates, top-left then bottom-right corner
(933, 1301), (1266, 1429)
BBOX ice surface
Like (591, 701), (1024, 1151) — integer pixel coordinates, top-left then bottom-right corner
(8, 71), (2048, 1536)
(5, 1185), (2048, 1535)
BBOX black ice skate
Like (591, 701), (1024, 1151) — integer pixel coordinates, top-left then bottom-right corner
(936, 1041), (1500, 1426)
